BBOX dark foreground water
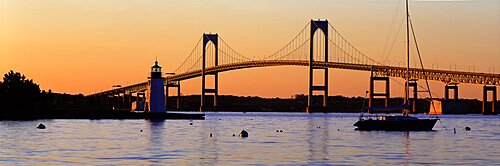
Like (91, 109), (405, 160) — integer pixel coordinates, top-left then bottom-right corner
(0, 113), (499, 165)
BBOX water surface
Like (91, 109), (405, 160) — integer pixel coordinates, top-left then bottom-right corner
(0, 113), (499, 165)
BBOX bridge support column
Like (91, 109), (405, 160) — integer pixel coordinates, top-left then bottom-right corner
(177, 81), (181, 109)
(122, 92), (131, 109)
(120, 91), (126, 109)
(200, 33), (219, 112)
(107, 94), (113, 110)
(406, 80), (417, 113)
(136, 92), (140, 103)
(112, 94), (118, 110)
(139, 91), (146, 102)
(166, 81), (181, 110)
(307, 19), (329, 113)
(445, 83), (459, 100)
(443, 83), (460, 114)
(127, 92), (132, 107)
(369, 75), (390, 112)
(482, 85), (497, 115)
(136, 91), (146, 106)
(165, 85), (168, 109)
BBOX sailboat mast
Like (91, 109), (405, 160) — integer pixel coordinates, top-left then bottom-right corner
(405, 0), (410, 116)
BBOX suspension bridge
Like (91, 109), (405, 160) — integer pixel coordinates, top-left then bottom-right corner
(89, 20), (499, 114)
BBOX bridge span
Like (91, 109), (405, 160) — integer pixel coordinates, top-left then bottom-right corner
(90, 60), (499, 96)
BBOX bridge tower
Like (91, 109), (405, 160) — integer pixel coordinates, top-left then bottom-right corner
(200, 33), (219, 112)
(307, 20), (329, 113)
(148, 60), (166, 113)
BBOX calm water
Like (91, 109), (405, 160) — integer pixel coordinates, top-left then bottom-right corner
(0, 113), (499, 165)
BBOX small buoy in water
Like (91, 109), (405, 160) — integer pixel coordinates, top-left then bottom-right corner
(36, 124), (46, 129)
(140, 130), (143, 132)
(190, 122), (193, 125)
(219, 119), (222, 120)
(453, 128), (456, 134)
(250, 119), (253, 120)
(338, 129), (340, 131)
(276, 130), (279, 132)
(464, 126), (471, 131)
(279, 130), (283, 132)
(210, 133), (212, 137)
(232, 134), (235, 137)
(240, 130), (249, 137)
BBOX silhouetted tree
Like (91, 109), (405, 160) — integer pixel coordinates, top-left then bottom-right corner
(0, 70), (41, 111)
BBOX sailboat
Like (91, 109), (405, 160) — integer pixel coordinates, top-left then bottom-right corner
(353, 0), (438, 131)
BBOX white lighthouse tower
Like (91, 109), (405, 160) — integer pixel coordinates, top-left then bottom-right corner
(147, 60), (166, 113)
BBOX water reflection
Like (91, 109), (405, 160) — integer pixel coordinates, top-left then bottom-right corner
(199, 117), (220, 165)
(145, 119), (165, 163)
(147, 119), (165, 145)
(306, 117), (329, 163)
(401, 132), (412, 165)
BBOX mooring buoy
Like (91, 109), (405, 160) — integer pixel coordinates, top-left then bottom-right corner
(240, 130), (248, 137)
(36, 124), (46, 129)
(464, 126), (471, 131)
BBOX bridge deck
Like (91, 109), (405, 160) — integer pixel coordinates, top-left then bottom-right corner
(89, 60), (499, 96)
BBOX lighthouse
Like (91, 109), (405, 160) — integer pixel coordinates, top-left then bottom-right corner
(147, 60), (166, 113)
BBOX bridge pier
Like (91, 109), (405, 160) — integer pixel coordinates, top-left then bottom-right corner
(136, 92), (140, 103)
(177, 81), (181, 109)
(442, 83), (462, 114)
(122, 92), (131, 109)
(406, 80), (417, 113)
(120, 91), (126, 109)
(482, 85), (497, 115)
(369, 75), (390, 112)
(112, 94), (118, 110)
(200, 33), (219, 112)
(166, 81), (181, 110)
(307, 20), (329, 113)
(127, 92), (132, 107)
(105, 95), (112, 109)
(444, 83), (459, 100)
(136, 91), (146, 109)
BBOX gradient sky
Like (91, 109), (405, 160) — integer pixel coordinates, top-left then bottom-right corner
(1, 0), (499, 99)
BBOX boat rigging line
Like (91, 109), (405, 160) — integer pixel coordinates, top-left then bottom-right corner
(408, 15), (447, 130)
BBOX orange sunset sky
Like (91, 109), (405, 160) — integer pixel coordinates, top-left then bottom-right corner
(1, 0), (499, 99)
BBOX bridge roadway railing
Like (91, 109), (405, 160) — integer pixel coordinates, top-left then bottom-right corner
(88, 60), (500, 97)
